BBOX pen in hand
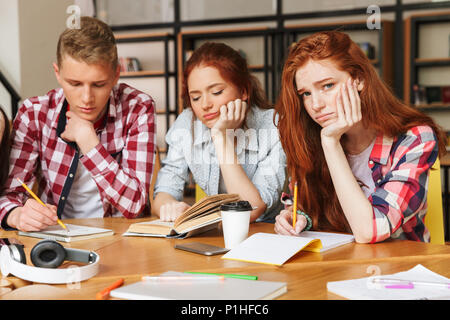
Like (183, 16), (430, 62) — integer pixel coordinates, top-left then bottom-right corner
(16, 178), (70, 233)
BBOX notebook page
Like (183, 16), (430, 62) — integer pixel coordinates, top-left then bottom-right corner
(222, 232), (320, 266)
(33, 224), (112, 237)
(298, 231), (354, 252)
(327, 264), (450, 300)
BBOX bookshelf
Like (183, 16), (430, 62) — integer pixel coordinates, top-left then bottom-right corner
(404, 12), (450, 106)
(115, 32), (178, 155)
(404, 11), (450, 147)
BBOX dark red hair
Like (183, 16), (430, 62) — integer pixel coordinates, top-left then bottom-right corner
(275, 31), (446, 232)
(181, 42), (271, 111)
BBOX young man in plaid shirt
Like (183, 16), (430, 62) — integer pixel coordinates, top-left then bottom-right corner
(0, 17), (156, 232)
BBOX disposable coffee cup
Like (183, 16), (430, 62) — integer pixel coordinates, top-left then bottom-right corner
(220, 201), (252, 250)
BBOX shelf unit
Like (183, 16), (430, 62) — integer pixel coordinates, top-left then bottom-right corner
(285, 20), (395, 89)
(115, 32), (178, 155)
(177, 26), (278, 113)
(101, 0), (450, 110)
(404, 11), (450, 106)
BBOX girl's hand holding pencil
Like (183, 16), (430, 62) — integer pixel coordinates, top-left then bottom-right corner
(274, 207), (308, 236)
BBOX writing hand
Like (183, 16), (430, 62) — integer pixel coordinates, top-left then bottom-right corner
(7, 199), (58, 232)
(274, 208), (307, 236)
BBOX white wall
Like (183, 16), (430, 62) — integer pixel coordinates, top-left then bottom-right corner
(18, 0), (73, 101)
(0, 0), (20, 119)
(0, 0), (73, 120)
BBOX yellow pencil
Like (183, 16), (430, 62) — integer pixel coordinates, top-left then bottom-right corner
(16, 178), (69, 233)
(292, 182), (298, 229)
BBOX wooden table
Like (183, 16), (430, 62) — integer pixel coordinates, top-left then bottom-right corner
(1, 217), (450, 300)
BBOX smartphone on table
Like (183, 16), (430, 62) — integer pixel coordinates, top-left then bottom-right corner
(174, 242), (229, 256)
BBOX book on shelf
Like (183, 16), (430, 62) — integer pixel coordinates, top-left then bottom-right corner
(119, 56), (142, 72)
(123, 193), (240, 239)
(425, 86), (442, 104)
(222, 231), (354, 266)
(110, 271), (287, 300)
(357, 42), (375, 59)
(442, 86), (450, 104)
(18, 224), (114, 243)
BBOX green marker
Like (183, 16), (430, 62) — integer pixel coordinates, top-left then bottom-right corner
(184, 271), (258, 280)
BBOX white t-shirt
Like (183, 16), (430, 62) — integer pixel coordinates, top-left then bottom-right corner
(346, 139), (376, 199)
(62, 160), (111, 219)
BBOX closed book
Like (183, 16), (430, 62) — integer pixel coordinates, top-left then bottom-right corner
(442, 86), (450, 104)
(425, 86), (442, 104)
(110, 271), (287, 300)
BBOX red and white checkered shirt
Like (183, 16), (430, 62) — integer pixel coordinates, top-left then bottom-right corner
(0, 83), (156, 226)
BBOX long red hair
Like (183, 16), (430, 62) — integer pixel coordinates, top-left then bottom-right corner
(275, 31), (446, 232)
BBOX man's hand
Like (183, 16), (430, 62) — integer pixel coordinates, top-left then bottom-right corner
(61, 111), (100, 154)
(7, 199), (58, 231)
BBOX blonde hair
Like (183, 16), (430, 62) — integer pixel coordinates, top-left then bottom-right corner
(57, 16), (118, 70)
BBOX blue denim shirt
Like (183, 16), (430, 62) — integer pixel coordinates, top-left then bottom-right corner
(154, 106), (286, 222)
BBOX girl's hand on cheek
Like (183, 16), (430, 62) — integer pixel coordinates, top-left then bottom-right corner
(320, 78), (361, 143)
(211, 99), (247, 135)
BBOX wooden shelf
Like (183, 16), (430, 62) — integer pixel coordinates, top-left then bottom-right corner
(415, 57), (450, 67)
(120, 70), (174, 78)
(120, 70), (164, 77)
(416, 104), (450, 112)
(155, 109), (177, 115)
(179, 26), (269, 36)
(115, 32), (171, 40)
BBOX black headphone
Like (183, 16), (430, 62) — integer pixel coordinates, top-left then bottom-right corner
(9, 239), (71, 268)
(1, 239), (100, 284)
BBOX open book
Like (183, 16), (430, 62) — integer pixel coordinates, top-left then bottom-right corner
(18, 224), (114, 243)
(222, 231), (355, 266)
(124, 194), (240, 238)
(110, 271), (287, 300)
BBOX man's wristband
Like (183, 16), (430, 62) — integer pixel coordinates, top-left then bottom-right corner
(297, 210), (312, 231)
(0, 208), (18, 231)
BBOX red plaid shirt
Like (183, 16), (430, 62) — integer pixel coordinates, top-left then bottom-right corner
(0, 83), (156, 226)
(368, 125), (438, 243)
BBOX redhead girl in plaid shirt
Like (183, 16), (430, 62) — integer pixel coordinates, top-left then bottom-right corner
(274, 31), (446, 243)
(0, 17), (156, 232)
